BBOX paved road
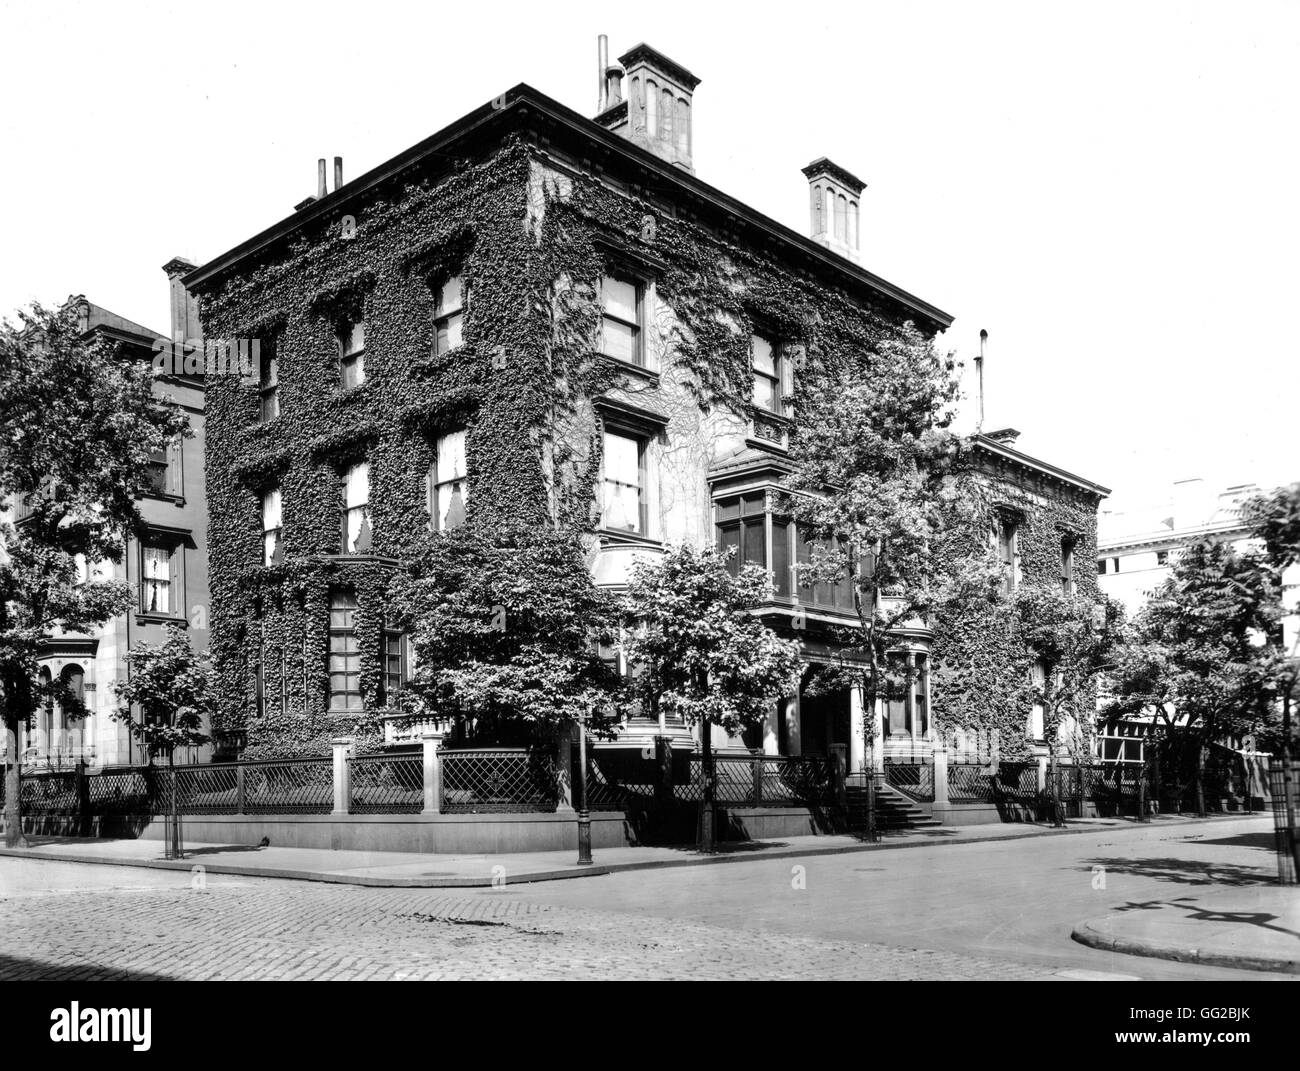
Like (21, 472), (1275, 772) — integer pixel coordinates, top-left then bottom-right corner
(0, 816), (1288, 980)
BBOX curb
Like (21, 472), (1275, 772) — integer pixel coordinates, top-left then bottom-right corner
(1071, 917), (1300, 976)
(0, 812), (1261, 888)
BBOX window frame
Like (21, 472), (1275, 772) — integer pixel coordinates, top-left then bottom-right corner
(428, 430), (468, 532)
(750, 332), (790, 417)
(381, 617), (411, 706)
(599, 427), (650, 536)
(432, 275), (466, 358)
(327, 589), (364, 714)
(598, 270), (647, 369)
(262, 487), (283, 567)
(138, 539), (180, 618)
(1059, 536), (1076, 595)
(259, 338), (280, 422)
(337, 319), (366, 391)
(341, 460), (371, 554)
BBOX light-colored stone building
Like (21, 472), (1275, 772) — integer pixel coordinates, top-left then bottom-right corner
(1, 267), (212, 768)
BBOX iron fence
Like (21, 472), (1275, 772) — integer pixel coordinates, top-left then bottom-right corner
(349, 753), (423, 814)
(440, 748), (559, 814)
(240, 758), (333, 815)
(673, 754), (834, 808)
(1268, 761), (1298, 886)
(18, 770), (79, 815)
(87, 768), (154, 816)
(174, 764), (240, 815)
(948, 762), (995, 803)
(884, 759), (935, 802)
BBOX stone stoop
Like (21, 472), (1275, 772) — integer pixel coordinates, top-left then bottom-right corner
(845, 782), (944, 835)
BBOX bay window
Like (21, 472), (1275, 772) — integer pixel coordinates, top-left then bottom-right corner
(328, 589), (362, 712)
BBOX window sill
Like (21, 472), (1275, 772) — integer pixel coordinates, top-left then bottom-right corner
(140, 491), (186, 507)
(601, 354), (660, 384)
(596, 528), (662, 549)
(136, 612), (187, 628)
(316, 552), (402, 567)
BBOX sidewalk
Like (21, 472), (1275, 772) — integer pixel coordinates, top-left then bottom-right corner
(0, 812), (1260, 889)
(1073, 886), (1299, 975)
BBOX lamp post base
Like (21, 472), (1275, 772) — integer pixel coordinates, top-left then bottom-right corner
(576, 811), (593, 866)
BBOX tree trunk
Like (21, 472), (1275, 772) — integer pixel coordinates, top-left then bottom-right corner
(1282, 690), (1300, 882)
(698, 714), (715, 852)
(1195, 742), (1207, 818)
(1048, 740), (1063, 827)
(3, 721), (26, 849)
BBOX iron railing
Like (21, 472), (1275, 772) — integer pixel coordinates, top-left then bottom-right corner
(884, 759), (935, 802)
(239, 757), (334, 814)
(1268, 761), (1298, 886)
(673, 754), (835, 808)
(440, 748), (559, 814)
(17, 769), (79, 815)
(948, 762), (996, 803)
(349, 753), (423, 814)
(174, 763), (240, 815)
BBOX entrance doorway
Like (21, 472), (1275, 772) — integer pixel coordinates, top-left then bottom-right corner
(799, 669), (851, 765)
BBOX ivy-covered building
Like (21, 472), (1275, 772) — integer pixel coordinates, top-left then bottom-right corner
(183, 41), (1108, 774)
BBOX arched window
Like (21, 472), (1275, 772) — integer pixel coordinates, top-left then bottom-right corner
(824, 186), (835, 234)
(675, 98), (689, 154)
(646, 79), (658, 136)
(660, 87), (673, 144)
(835, 194), (848, 241)
(849, 200), (859, 248)
(813, 185), (824, 235)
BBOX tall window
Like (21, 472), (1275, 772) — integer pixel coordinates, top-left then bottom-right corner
(140, 544), (172, 614)
(433, 276), (465, 356)
(328, 590), (362, 712)
(145, 446), (169, 494)
(1060, 537), (1075, 595)
(262, 488), (283, 566)
(259, 339), (279, 421)
(600, 274), (644, 367)
(382, 617), (410, 705)
(716, 492), (768, 577)
(339, 321), (365, 390)
(429, 430), (468, 531)
(342, 461), (371, 553)
(1028, 660), (1047, 740)
(601, 430), (648, 534)
(997, 516), (1019, 594)
(751, 334), (788, 415)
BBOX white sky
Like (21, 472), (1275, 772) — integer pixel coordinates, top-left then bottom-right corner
(3, 0), (1297, 515)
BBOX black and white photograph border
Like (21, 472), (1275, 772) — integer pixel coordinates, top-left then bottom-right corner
(0, 0), (1296, 1026)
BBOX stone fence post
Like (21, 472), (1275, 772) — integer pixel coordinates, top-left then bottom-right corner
(332, 736), (354, 816)
(422, 732), (444, 815)
(932, 747), (949, 809)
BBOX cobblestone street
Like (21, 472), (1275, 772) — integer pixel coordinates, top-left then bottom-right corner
(0, 816), (1287, 981)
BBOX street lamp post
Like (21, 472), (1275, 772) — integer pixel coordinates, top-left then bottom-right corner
(576, 712), (592, 866)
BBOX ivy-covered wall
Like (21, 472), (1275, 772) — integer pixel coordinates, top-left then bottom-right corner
(196, 122), (1102, 760)
(931, 455), (1103, 759)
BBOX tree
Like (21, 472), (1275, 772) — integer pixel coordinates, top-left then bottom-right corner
(619, 543), (800, 850)
(1107, 538), (1280, 817)
(392, 521), (623, 746)
(781, 322), (1002, 769)
(1, 303), (190, 847)
(1241, 482), (1300, 878)
(112, 623), (213, 758)
(1015, 588), (1124, 825)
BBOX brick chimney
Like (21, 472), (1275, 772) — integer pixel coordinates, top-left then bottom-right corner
(802, 158), (865, 264)
(596, 41), (700, 174)
(161, 257), (201, 343)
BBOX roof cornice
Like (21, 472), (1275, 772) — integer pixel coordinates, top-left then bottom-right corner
(970, 433), (1111, 499)
(183, 85), (953, 329)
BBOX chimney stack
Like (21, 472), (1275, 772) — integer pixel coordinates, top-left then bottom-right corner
(334, 156), (343, 192)
(161, 257), (201, 344)
(801, 158), (865, 264)
(595, 42), (699, 174)
(317, 159), (328, 200)
(598, 35), (609, 112)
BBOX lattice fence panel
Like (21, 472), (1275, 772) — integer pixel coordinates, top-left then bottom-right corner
(241, 758), (333, 814)
(19, 771), (78, 815)
(175, 764), (240, 815)
(884, 760), (935, 802)
(350, 754), (423, 814)
(440, 749), (558, 814)
(948, 763), (995, 803)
